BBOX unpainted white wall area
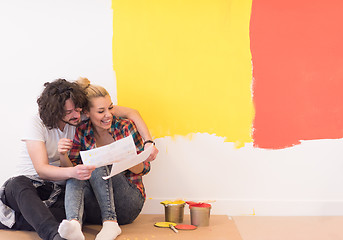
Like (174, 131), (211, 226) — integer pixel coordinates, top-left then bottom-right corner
(143, 135), (343, 216)
(0, 0), (115, 183)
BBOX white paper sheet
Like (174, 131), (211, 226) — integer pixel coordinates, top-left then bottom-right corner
(80, 135), (137, 168)
(79, 135), (152, 179)
(103, 145), (153, 180)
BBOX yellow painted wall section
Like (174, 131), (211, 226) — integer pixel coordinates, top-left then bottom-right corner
(112, 0), (253, 145)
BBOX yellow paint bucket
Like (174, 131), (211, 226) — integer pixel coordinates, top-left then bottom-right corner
(161, 200), (186, 223)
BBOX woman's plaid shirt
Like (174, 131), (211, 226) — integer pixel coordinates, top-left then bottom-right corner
(68, 116), (151, 198)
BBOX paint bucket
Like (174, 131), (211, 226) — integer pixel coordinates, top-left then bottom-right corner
(189, 203), (211, 227)
(161, 200), (185, 223)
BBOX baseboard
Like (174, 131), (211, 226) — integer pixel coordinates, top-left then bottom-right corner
(141, 198), (343, 216)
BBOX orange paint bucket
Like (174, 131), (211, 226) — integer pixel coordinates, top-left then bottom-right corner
(186, 201), (211, 227)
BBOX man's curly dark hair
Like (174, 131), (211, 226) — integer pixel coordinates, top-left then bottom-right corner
(37, 79), (88, 129)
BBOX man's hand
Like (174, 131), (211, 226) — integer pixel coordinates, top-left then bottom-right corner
(72, 165), (96, 180)
(58, 138), (73, 155)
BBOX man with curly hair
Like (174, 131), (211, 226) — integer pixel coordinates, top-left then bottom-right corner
(0, 78), (158, 240)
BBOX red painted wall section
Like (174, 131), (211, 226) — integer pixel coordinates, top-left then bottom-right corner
(250, 0), (343, 149)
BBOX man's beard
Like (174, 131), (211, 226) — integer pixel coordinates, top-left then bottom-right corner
(62, 118), (80, 126)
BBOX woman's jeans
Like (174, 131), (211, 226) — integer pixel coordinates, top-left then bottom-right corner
(65, 166), (116, 222)
(84, 171), (145, 225)
(1, 175), (65, 240)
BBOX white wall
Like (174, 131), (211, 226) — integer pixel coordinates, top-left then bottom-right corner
(0, 0), (115, 181)
(143, 136), (343, 216)
(1, 0), (343, 216)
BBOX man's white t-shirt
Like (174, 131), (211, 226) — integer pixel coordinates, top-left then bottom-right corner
(16, 114), (76, 176)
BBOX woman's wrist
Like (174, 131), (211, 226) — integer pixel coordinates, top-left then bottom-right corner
(143, 140), (155, 148)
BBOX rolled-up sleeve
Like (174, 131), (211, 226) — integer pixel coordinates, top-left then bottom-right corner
(68, 127), (83, 166)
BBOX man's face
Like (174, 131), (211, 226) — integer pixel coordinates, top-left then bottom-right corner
(62, 98), (82, 126)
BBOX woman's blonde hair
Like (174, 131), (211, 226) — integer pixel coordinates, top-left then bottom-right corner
(76, 77), (109, 111)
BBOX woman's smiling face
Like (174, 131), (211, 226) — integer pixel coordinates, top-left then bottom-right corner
(86, 95), (114, 131)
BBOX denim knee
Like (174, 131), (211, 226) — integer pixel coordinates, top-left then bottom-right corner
(6, 176), (33, 191)
(4, 176), (34, 204)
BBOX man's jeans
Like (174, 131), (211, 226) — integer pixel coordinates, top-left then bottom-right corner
(65, 166), (116, 222)
(1, 175), (65, 240)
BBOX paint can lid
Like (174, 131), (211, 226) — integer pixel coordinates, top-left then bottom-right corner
(160, 200), (185, 205)
(175, 224), (197, 230)
(154, 222), (177, 228)
(186, 201), (211, 208)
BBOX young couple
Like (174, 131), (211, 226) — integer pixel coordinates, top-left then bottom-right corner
(0, 78), (159, 240)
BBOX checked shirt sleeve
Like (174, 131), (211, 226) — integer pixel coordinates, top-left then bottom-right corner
(68, 127), (83, 166)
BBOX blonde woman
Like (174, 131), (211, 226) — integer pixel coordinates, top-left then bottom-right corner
(58, 78), (158, 240)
